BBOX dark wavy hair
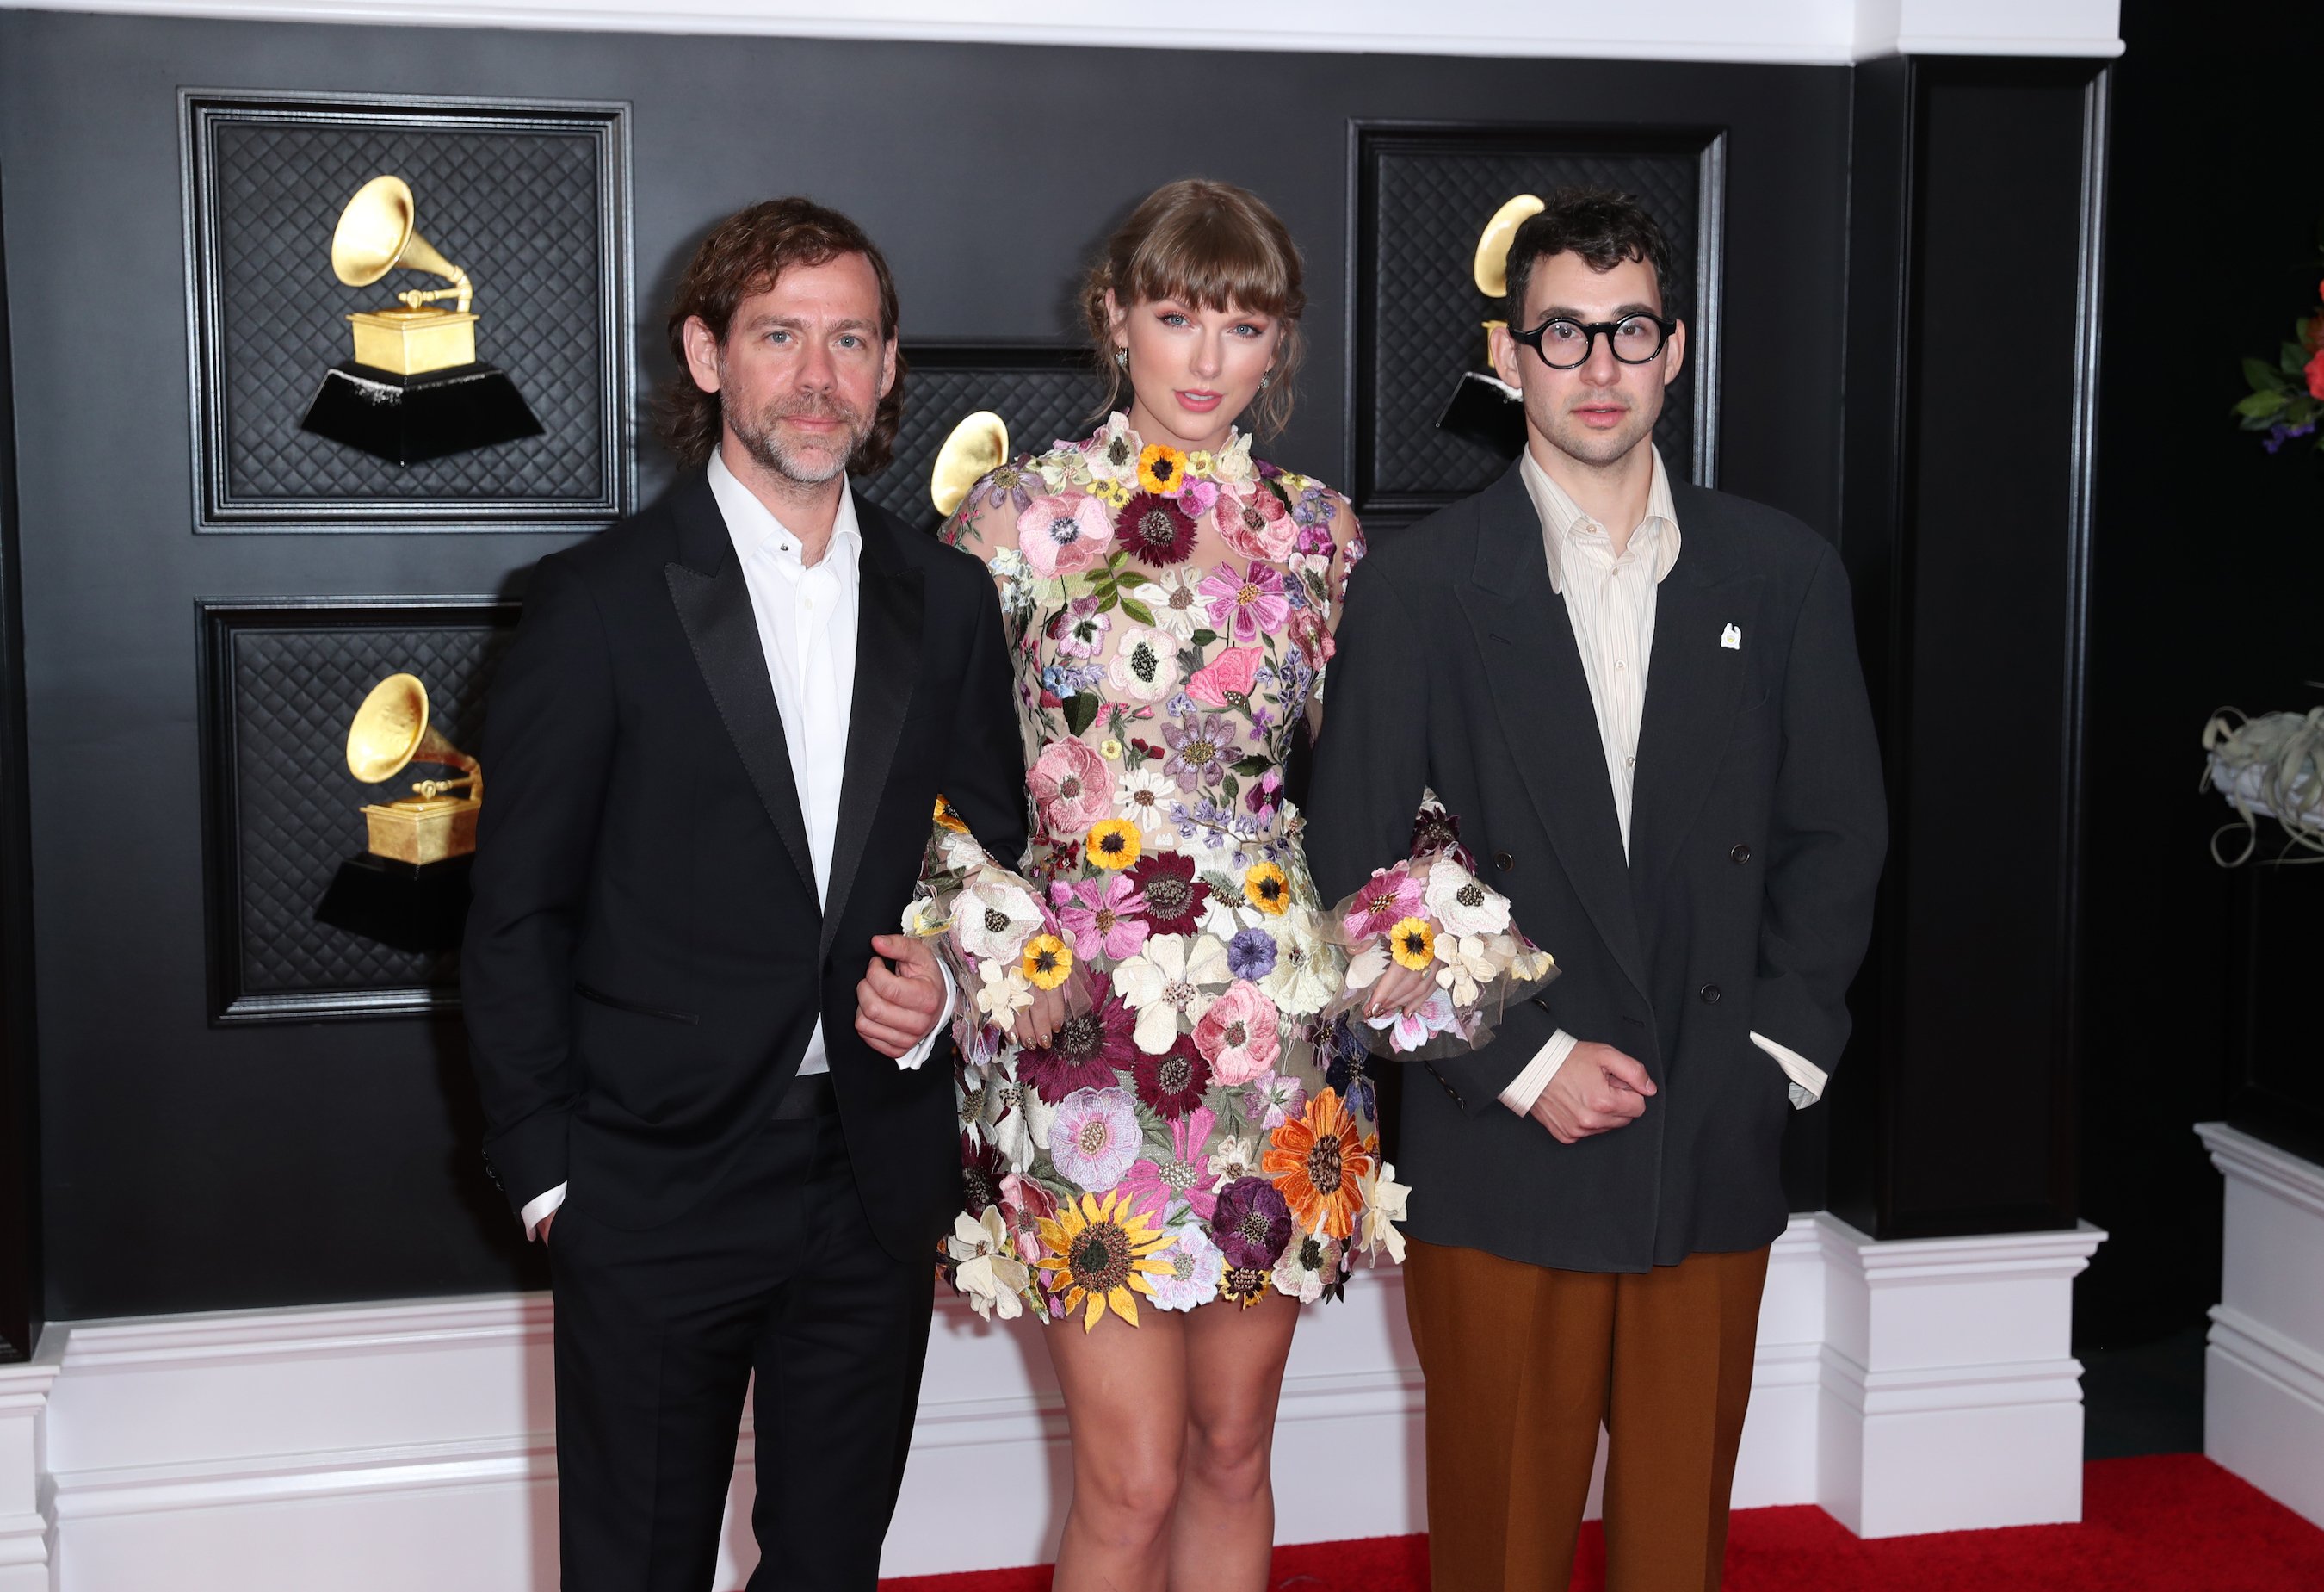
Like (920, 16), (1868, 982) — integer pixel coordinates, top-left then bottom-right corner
(1080, 178), (1307, 440)
(654, 196), (906, 474)
(1503, 186), (1678, 330)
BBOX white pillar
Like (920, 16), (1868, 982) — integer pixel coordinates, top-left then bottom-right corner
(0, 1339), (59, 1592)
(2198, 1121), (2324, 1530)
(1814, 1213), (2105, 1537)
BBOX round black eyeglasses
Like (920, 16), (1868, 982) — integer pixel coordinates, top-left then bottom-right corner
(1508, 313), (1677, 370)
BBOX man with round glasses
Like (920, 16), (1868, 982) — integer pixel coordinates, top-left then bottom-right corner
(1311, 188), (1886, 1590)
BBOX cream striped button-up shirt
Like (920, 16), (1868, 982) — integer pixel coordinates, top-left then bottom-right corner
(1497, 446), (1826, 1117)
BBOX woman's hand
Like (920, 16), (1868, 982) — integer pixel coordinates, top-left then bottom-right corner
(1364, 960), (1438, 1018)
(1019, 981), (1068, 1048)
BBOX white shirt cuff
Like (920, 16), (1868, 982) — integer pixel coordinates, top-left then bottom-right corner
(1499, 1028), (1580, 1114)
(521, 1183), (567, 1242)
(896, 960), (957, 1071)
(1751, 1030), (1826, 1109)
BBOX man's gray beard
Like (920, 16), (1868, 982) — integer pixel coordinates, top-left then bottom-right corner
(726, 400), (870, 487)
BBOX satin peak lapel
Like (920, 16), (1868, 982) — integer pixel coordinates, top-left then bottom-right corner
(1456, 469), (1649, 1002)
(663, 480), (817, 897)
(820, 499), (923, 961)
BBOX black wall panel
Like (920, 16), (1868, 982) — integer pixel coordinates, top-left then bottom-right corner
(0, 11), (1850, 1318)
(1826, 57), (2109, 1241)
(0, 161), (40, 1361)
(2074, 0), (2324, 1348)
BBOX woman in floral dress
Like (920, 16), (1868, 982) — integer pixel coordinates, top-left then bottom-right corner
(924, 180), (1410, 1592)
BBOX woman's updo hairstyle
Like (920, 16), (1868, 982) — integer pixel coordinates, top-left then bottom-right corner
(1081, 177), (1307, 440)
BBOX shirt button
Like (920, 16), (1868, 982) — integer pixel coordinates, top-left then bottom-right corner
(1493, 851), (1515, 872)
(1700, 983), (1722, 1005)
(1626, 755), (1636, 768)
(1731, 843), (1752, 864)
(1615, 660), (1625, 671)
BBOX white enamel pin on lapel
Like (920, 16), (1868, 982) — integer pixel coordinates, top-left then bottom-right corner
(1721, 623), (1742, 650)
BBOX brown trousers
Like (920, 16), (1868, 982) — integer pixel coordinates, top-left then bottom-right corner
(1404, 1237), (1771, 1592)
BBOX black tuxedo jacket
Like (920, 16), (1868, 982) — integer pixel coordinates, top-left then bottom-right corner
(462, 473), (1025, 1260)
(1307, 463), (1885, 1272)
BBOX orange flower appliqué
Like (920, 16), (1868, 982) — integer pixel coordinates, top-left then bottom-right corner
(1263, 1087), (1375, 1242)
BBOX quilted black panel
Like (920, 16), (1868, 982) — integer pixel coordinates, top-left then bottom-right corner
(187, 96), (631, 528)
(210, 606), (516, 1018)
(861, 350), (1103, 530)
(1355, 127), (1721, 517)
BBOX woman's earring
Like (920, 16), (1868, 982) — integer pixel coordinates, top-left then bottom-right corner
(1113, 346), (1130, 373)
(1257, 368), (1275, 391)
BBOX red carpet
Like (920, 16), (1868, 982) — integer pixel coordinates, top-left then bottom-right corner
(880, 1454), (2324, 1590)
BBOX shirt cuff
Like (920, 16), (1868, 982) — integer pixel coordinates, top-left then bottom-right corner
(1750, 1030), (1827, 1109)
(1499, 1028), (1580, 1115)
(521, 1183), (567, 1242)
(896, 960), (958, 1071)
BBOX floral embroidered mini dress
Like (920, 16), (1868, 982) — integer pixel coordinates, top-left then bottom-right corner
(920, 415), (1406, 1328)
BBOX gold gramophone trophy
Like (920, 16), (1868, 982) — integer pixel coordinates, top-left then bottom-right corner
(1433, 194), (1544, 459)
(313, 672), (483, 953)
(298, 175), (544, 466)
(930, 410), (1011, 517)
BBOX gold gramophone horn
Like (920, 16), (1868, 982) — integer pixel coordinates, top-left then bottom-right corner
(930, 410), (1010, 517)
(331, 176), (473, 313)
(347, 672), (482, 802)
(1473, 194), (1547, 300)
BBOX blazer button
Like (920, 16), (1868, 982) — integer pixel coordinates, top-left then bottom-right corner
(1731, 842), (1752, 864)
(1493, 851), (1515, 871)
(1700, 983), (1722, 1005)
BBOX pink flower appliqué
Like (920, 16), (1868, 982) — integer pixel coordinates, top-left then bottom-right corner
(1199, 561), (1292, 646)
(1343, 863), (1424, 940)
(1017, 492), (1114, 579)
(1186, 646), (1264, 709)
(1217, 484), (1296, 562)
(1179, 479), (1221, 521)
(1048, 1087), (1142, 1192)
(1050, 872), (1152, 963)
(1194, 979), (1283, 1085)
(1029, 737), (1114, 837)
(1117, 1105), (1221, 1224)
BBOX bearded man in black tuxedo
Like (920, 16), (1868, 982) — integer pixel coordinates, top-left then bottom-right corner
(463, 198), (1024, 1591)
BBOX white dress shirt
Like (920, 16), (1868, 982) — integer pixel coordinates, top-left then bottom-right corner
(521, 451), (948, 1238)
(1496, 446), (1827, 1120)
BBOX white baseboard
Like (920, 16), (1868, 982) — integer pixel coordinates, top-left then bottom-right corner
(2198, 1122), (2324, 1530)
(14, 1209), (2105, 1586)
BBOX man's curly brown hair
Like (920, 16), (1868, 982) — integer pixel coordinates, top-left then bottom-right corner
(654, 197), (906, 474)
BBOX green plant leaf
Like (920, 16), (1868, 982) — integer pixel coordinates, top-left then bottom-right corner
(2234, 390), (2290, 419)
(1190, 629), (1219, 647)
(1230, 754), (1272, 776)
(1064, 693), (1101, 736)
(1120, 598), (1156, 626)
(1094, 590), (1118, 614)
(2245, 357), (2289, 393)
(2282, 343), (2313, 375)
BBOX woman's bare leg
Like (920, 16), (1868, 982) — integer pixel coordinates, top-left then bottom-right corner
(1047, 1307), (1191, 1592)
(1169, 1291), (1299, 1591)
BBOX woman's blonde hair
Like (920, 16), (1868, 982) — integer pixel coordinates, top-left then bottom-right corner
(1080, 178), (1307, 440)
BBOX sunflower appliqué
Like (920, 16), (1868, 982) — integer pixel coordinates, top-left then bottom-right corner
(1388, 916), (1437, 969)
(933, 794), (971, 833)
(1038, 1189), (1177, 1330)
(1022, 933), (1073, 989)
(1264, 1087), (1375, 1242)
(1138, 443), (1189, 496)
(1085, 818), (1142, 870)
(1244, 861), (1291, 915)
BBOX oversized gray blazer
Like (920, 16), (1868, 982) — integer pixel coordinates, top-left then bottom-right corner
(1307, 462), (1887, 1273)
